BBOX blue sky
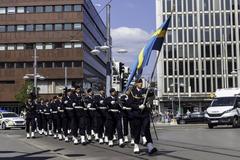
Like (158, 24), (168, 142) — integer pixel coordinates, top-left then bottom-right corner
(91, 0), (157, 78)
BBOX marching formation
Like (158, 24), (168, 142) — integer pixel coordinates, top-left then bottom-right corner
(24, 79), (157, 155)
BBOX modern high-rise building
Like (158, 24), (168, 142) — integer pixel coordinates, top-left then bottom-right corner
(156, 0), (240, 113)
(0, 0), (107, 112)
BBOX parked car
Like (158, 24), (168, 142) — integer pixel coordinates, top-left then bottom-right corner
(176, 112), (206, 124)
(0, 112), (25, 130)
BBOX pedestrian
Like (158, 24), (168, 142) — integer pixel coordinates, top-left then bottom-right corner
(105, 88), (124, 147)
(94, 86), (107, 144)
(128, 79), (157, 154)
(25, 95), (37, 139)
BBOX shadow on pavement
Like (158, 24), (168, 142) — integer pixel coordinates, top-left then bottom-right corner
(0, 150), (55, 160)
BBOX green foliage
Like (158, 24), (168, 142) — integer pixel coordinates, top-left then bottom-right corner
(15, 81), (33, 105)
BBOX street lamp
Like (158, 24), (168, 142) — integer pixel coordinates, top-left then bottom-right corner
(23, 73), (45, 95)
(170, 83), (184, 115)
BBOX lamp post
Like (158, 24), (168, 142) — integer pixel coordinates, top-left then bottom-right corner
(170, 83), (184, 115)
(23, 73), (45, 95)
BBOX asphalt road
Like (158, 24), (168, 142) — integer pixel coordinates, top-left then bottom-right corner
(0, 125), (240, 160)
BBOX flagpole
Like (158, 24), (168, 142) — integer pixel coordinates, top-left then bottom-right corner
(142, 6), (175, 105)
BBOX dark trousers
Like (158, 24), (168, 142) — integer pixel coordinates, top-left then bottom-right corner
(61, 112), (68, 136)
(52, 113), (59, 134)
(43, 115), (52, 132)
(75, 109), (86, 136)
(106, 112), (123, 140)
(96, 110), (107, 138)
(132, 114), (153, 144)
(89, 110), (97, 133)
(25, 114), (36, 133)
(36, 113), (42, 131)
(66, 109), (77, 137)
(85, 111), (92, 135)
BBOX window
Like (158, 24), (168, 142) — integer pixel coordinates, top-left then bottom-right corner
(55, 62), (62, 68)
(54, 43), (62, 49)
(17, 7), (24, 13)
(17, 25), (24, 31)
(6, 63), (15, 68)
(45, 24), (53, 31)
(64, 24), (72, 30)
(64, 43), (72, 48)
(7, 44), (15, 50)
(16, 63), (24, 68)
(26, 43), (34, 49)
(73, 61), (82, 67)
(55, 5), (63, 12)
(26, 24), (34, 31)
(45, 6), (53, 12)
(16, 44), (24, 50)
(54, 24), (62, 30)
(74, 43), (82, 48)
(35, 24), (43, 31)
(64, 5), (72, 12)
(37, 62), (44, 68)
(74, 5), (81, 11)
(7, 25), (15, 32)
(73, 23), (81, 30)
(0, 8), (6, 14)
(64, 62), (72, 67)
(26, 62), (33, 68)
(0, 26), (6, 32)
(36, 6), (43, 13)
(45, 62), (52, 68)
(7, 7), (15, 14)
(36, 43), (43, 50)
(26, 6), (34, 13)
(0, 45), (5, 50)
(0, 63), (5, 68)
(45, 43), (53, 50)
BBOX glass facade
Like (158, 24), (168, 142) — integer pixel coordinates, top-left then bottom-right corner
(159, 0), (240, 97)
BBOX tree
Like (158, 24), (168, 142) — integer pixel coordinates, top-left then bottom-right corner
(15, 81), (33, 105)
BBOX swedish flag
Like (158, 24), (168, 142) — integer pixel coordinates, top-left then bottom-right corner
(125, 16), (171, 91)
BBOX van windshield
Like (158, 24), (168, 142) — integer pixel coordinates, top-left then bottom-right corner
(211, 97), (236, 107)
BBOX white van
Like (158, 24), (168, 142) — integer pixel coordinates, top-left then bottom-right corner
(205, 88), (240, 129)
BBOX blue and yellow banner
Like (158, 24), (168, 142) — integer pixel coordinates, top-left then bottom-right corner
(125, 16), (171, 91)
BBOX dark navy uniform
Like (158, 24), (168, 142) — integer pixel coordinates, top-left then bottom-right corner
(42, 100), (53, 135)
(94, 93), (107, 140)
(105, 91), (124, 144)
(51, 97), (59, 138)
(120, 94), (134, 142)
(84, 91), (96, 138)
(63, 90), (76, 138)
(129, 79), (157, 154)
(25, 98), (37, 136)
(36, 99), (44, 134)
(72, 89), (86, 138)
(56, 94), (67, 139)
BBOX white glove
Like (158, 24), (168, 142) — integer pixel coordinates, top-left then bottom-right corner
(87, 103), (91, 108)
(57, 107), (61, 110)
(125, 97), (128, 101)
(139, 104), (145, 110)
(72, 103), (76, 107)
(64, 100), (68, 104)
(122, 106), (127, 110)
(50, 109), (52, 112)
(100, 100), (104, 104)
(111, 101), (115, 105)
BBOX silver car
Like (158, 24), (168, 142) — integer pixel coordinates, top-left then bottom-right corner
(0, 112), (25, 130)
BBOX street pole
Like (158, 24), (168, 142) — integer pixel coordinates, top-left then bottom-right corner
(106, 4), (112, 96)
(64, 67), (67, 87)
(33, 47), (37, 95)
(178, 84), (180, 115)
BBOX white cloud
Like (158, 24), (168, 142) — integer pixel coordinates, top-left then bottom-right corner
(111, 27), (151, 67)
